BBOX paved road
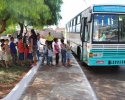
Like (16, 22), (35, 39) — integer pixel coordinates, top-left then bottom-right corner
(19, 56), (95, 100)
(76, 59), (125, 100)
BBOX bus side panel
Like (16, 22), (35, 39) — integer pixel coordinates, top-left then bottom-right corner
(71, 42), (78, 55)
(71, 41), (85, 61)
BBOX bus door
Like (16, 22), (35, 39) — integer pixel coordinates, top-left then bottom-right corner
(80, 17), (88, 61)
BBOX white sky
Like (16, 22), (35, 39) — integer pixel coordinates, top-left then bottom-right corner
(57, 0), (125, 27)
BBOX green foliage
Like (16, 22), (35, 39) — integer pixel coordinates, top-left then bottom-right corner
(2, 25), (16, 35)
(0, 0), (63, 33)
(0, 0), (9, 20)
(44, 0), (63, 25)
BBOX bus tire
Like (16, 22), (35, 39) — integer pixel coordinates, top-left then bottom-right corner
(77, 47), (81, 60)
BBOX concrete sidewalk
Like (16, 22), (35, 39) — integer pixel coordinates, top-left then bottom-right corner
(19, 56), (97, 100)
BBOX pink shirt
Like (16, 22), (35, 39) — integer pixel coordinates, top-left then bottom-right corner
(54, 43), (59, 54)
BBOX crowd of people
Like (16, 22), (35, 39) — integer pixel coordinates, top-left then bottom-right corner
(0, 29), (72, 68)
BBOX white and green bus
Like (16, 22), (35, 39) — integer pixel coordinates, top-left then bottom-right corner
(66, 4), (125, 66)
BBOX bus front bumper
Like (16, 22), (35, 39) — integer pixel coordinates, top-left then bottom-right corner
(89, 58), (125, 66)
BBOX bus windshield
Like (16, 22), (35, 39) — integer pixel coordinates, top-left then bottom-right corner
(93, 14), (125, 42)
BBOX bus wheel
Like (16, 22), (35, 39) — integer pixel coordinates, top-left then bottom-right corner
(77, 47), (81, 60)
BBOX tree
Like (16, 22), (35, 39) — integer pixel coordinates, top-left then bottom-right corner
(11, 0), (52, 35)
(2, 24), (16, 35)
(44, 0), (63, 25)
(29, 0), (63, 31)
(0, 0), (63, 35)
(0, 0), (10, 34)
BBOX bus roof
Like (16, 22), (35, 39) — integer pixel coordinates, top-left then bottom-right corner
(92, 4), (125, 14)
(66, 4), (125, 25)
(92, 4), (125, 6)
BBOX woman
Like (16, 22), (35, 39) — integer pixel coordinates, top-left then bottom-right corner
(29, 29), (38, 66)
(60, 39), (67, 66)
(54, 38), (60, 67)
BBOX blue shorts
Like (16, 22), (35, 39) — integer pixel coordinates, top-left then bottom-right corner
(28, 53), (33, 60)
(67, 53), (72, 59)
(19, 53), (24, 60)
(47, 56), (53, 64)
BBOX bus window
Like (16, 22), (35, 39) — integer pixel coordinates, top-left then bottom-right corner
(119, 15), (125, 42)
(76, 24), (81, 32)
(70, 21), (72, 27)
(85, 26), (88, 41)
(66, 24), (68, 32)
(68, 22), (70, 27)
(73, 18), (76, 26)
(93, 14), (118, 42)
(77, 15), (81, 24)
(84, 22), (90, 42)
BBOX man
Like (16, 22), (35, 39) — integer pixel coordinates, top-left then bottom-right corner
(46, 32), (54, 49)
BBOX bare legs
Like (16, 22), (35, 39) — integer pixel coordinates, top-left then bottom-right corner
(33, 55), (37, 66)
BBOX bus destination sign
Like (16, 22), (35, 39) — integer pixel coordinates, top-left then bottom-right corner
(93, 5), (125, 13)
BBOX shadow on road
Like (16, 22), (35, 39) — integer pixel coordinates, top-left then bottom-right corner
(82, 64), (120, 74)
(73, 53), (125, 100)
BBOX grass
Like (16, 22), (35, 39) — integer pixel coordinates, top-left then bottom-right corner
(0, 63), (30, 84)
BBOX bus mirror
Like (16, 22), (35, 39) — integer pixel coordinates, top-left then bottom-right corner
(87, 13), (92, 23)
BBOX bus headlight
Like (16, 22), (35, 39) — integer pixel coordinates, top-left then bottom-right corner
(89, 53), (103, 57)
(89, 53), (93, 57)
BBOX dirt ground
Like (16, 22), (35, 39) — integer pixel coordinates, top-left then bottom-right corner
(0, 70), (29, 99)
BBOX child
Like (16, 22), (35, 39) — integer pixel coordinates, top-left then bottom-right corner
(28, 43), (33, 65)
(37, 35), (44, 61)
(42, 40), (48, 65)
(23, 36), (29, 64)
(2, 39), (11, 68)
(1, 39), (5, 66)
(66, 40), (72, 67)
(54, 38), (60, 67)
(47, 45), (53, 66)
(18, 37), (24, 65)
(60, 39), (67, 66)
(10, 37), (17, 65)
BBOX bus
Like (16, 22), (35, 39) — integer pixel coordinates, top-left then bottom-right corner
(66, 4), (125, 66)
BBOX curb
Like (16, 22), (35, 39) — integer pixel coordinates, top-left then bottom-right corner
(72, 56), (98, 100)
(1, 59), (42, 100)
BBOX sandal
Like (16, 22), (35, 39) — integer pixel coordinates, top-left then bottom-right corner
(30, 65), (34, 68)
(68, 64), (72, 67)
(30, 64), (37, 67)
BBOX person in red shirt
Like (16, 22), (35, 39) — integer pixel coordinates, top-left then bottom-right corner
(23, 36), (29, 64)
(28, 43), (33, 65)
(18, 37), (24, 65)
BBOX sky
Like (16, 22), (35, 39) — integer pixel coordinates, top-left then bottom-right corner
(57, 0), (125, 28)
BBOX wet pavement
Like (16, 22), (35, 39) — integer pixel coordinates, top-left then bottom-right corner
(19, 56), (96, 100)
